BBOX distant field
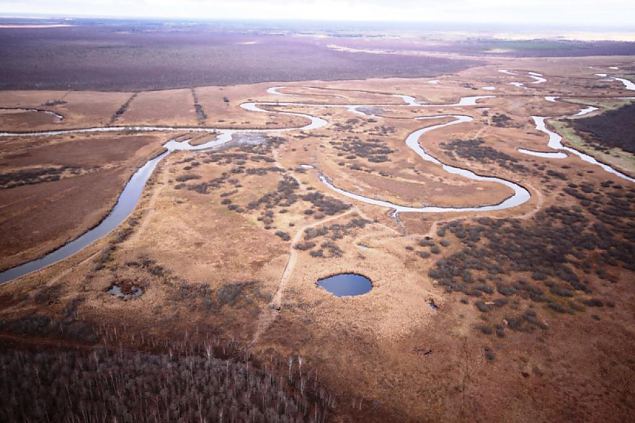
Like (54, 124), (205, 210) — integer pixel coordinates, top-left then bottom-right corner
(327, 37), (635, 57)
(0, 26), (477, 91)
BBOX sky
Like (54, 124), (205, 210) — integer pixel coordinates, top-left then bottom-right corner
(1, 0), (634, 28)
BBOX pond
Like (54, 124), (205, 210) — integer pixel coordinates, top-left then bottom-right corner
(107, 283), (143, 300)
(316, 273), (372, 297)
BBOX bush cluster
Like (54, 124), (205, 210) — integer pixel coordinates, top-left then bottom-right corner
(0, 166), (81, 189)
(428, 182), (634, 325)
(330, 136), (394, 164)
(441, 138), (529, 173)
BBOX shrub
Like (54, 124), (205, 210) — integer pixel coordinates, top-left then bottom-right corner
(495, 325), (505, 338)
(441, 138), (528, 173)
(496, 283), (516, 296)
(475, 301), (491, 312)
(583, 298), (604, 307)
(34, 285), (62, 305)
(477, 325), (493, 335)
(275, 230), (291, 241)
(549, 285), (574, 297)
(175, 173), (201, 182)
(548, 302), (567, 313)
(216, 281), (255, 307)
(294, 242), (316, 251)
(484, 347), (496, 362)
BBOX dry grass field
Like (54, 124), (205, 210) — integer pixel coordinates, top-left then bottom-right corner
(0, 132), (169, 270)
(0, 38), (634, 422)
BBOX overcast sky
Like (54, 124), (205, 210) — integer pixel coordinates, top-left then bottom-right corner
(1, 0), (634, 27)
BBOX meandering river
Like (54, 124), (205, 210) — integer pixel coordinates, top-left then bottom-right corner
(0, 81), (631, 284)
(318, 114), (530, 214)
(517, 96), (634, 183)
(0, 102), (325, 284)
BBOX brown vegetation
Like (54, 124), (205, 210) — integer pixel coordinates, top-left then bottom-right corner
(0, 132), (166, 270)
(1, 56), (635, 422)
(569, 103), (635, 153)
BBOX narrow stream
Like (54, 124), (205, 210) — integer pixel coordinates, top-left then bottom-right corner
(394, 94), (424, 106)
(318, 115), (530, 214)
(574, 106), (599, 116)
(0, 90), (514, 283)
(531, 115), (634, 182)
(517, 96), (634, 183)
(613, 77), (635, 91)
(243, 91), (528, 216)
(0, 100), (326, 284)
(502, 70), (546, 87)
(510, 82), (527, 89)
(3, 81), (629, 284)
(595, 72), (635, 91)
(0, 151), (168, 284)
(528, 72), (547, 84)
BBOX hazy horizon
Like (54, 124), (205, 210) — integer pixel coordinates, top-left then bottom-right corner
(1, 0), (634, 28)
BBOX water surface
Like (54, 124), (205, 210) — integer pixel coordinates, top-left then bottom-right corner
(317, 273), (372, 297)
(0, 151), (169, 284)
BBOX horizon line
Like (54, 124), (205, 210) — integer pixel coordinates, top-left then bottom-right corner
(1, 14), (635, 32)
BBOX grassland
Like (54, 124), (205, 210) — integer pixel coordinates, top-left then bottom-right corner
(0, 44), (634, 422)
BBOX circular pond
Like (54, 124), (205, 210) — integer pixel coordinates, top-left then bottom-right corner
(316, 273), (372, 297)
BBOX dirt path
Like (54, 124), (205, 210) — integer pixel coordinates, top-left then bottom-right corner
(47, 251), (99, 286)
(251, 207), (358, 345)
(126, 156), (171, 246)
